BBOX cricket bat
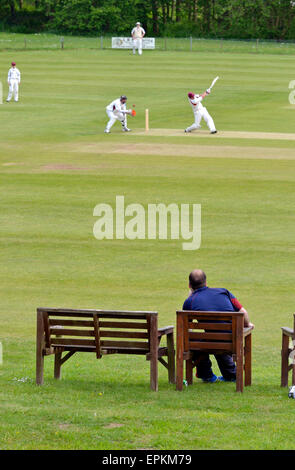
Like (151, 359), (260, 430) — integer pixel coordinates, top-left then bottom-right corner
(209, 76), (219, 90)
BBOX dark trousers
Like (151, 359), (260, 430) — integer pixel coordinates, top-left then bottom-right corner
(193, 351), (236, 381)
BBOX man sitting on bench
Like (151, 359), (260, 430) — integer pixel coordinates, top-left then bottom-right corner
(183, 269), (254, 383)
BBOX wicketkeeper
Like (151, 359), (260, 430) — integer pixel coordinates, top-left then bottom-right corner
(185, 89), (217, 134)
(104, 95), (132, 133)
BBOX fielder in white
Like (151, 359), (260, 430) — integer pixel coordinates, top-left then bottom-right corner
(131, 22), (145, 55)
(7, 62), (21, 103)
(104, 95), (132, 133)
(185, 89), (217, 134)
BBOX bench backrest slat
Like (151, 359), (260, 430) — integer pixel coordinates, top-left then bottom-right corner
(100, 340), (149, 349)
(100, 331), (149, 339)
(49, 319), (94, 327)
(189, 341), (233, 351)
(188, 322), (232, 331)
(189, 332), (232, 341)
(177, 310), (244, 354)
(50, 328), (94, 336)
(51, 338), (96, 347)
(99, 321), (148, 329)
(38, 308), (157, 355)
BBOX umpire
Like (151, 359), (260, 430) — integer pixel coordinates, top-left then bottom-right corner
(183, 269), (254, 383)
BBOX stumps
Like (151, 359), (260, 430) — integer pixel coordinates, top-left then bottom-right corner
(145, 108), (149, 132)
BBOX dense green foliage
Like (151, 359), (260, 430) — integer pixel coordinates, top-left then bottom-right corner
(1, 0), (295, 39)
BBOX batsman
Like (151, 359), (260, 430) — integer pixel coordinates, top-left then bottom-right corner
(185, 76), (218, 134)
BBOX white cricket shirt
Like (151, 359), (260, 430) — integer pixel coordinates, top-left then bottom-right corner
(131, 26), (145, 38)
(106, 98), (126, 113)
(189, 94), (205, 113)
(8, 67), (21, 82)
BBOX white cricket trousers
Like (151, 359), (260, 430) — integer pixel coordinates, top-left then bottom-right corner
(133, 38), (143, 55)
(105, 109), (127, 131)
(187, 107), (216, 133)
(7, 79), (19, 102)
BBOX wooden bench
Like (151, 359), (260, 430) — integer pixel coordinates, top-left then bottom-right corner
(281, 314), (295, 387)
(176, 310), (254, 392)
(36, 308), (175, 391)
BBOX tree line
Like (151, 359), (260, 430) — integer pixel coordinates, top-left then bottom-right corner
(1, 0), (295, 40)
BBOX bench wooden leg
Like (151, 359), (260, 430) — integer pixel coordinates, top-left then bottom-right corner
(236, 337), (243, 393)
(235, 318), (243, 392)
(186, 359), (193, 385)
(36, 351), (44, 385)
(150, 315), (158, 391)
(54, 351), (62, 380)
(292, 349), (295, 386)
(176, 355), (183, 390)
(236, 356), (243, 392)
(150, 355), (158, 391)
(176, 314), (184, 391)
(167, 331), (176, 384)
(244, 334), (252, 386)
(281, 332), (290, 387)
(36, 311), (45, 385)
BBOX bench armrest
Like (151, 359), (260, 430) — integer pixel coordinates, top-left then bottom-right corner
(158, 326), (174, 337)
(243, 326), (254, 337)
(281, 327), (294, 337)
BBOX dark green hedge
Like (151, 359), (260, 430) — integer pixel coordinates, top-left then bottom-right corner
(1, 11), (48, 34)
(1, 1), (295, 40)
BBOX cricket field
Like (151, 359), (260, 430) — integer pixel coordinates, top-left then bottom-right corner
(1, 36), (295, 449)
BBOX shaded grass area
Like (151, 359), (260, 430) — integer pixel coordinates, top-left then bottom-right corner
(1, 335), (294, 450)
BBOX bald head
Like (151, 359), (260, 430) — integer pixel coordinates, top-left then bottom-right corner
(189, 269), (207, 291)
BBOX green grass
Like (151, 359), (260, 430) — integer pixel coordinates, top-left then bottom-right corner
(1, 38), (295, 450)
(1, 32), (295, 55)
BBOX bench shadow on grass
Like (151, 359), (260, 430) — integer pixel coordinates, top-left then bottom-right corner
(42, 375), (171, 394)
(41, 376), (244, 395)
(36, 372), (288, 398)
